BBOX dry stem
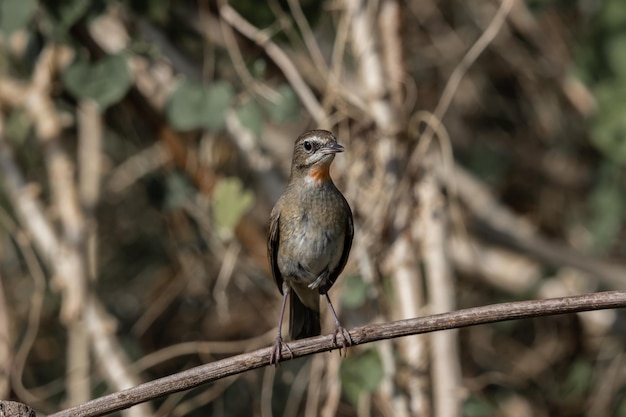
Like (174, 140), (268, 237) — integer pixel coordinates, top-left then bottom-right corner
(47, 291), (626, 417)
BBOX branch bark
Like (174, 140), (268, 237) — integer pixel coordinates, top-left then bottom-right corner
(0, 401), (35, 417)
(47, 291), (626, 417)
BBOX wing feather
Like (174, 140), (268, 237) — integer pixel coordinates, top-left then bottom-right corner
(324, 196), (353, 291)
(267, 206), (284, 294)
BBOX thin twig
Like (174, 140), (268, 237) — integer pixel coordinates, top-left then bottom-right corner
(408, 0), (514, 163)
(219, 2), (327, 125)
(286, 0), (328, 75)
(48, 291), (626, 417)
(437, 160), (626, 290)
(217, 9), (279, 101)
(0, 188), (58, 413)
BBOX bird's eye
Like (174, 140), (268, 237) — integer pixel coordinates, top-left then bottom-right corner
(303, 141), (313, 152)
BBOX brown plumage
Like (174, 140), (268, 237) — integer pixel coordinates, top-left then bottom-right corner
(267, 129), (353, 365)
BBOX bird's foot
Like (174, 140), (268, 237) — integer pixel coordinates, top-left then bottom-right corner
(270, 335), (294, 366)
(332, 326), (352, 356)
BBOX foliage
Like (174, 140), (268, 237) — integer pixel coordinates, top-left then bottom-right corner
(62, 54), (133, 109)
(0, 0), (37, 36)
(340, 349), (384, 406)
(574, 0), (626, 253)
(0, 0), (625, 416)
(211, 177), (254, 239)
(166, 80), (234, 132)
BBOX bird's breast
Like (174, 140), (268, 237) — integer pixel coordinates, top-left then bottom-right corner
(276, 186), (348, 281)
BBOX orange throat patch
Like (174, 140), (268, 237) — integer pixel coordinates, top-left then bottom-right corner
(307, 163), (331, 186)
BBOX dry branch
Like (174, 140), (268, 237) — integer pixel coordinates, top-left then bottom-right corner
(437, 160), (626, 289)
(219, 3), (328, 125)
(418, 172), (461, 417)
(0, 401), (35, 417)
(0, 131), (151, 415)
(47, 291), (626, 417)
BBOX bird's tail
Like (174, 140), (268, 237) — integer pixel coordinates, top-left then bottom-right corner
(289, 293), (321, 340)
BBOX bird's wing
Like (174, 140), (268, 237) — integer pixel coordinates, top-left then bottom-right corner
(326, 197), (354, 291)
(267, 206), (284, 294)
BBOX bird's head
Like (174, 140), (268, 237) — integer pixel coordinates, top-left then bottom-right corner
(290, 130), (344, 185)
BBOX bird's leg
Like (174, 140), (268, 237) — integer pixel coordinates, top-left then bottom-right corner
(270, 287), (294, 366)
(308, 270), (329, 290)
(323, 291), (352, 355)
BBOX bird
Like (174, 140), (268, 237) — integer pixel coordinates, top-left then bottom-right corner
(267, 129), (354, 366)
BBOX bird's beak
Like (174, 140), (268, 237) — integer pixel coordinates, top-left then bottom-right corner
(320, 142), (344, 155)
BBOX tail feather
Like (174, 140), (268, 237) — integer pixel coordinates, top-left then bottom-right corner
(289, 293), (321, 340)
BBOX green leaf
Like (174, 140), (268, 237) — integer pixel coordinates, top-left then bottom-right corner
(167, 80), (210, 131)
(341, 274), (369, 308)
(606, 35), (626, 77)
(6, 110), (31, 145)
(340, 349), (384, 406)
(589, 163), (626, 251)
(590, 82), (626, 164)
(559, 359), (593, 398)
(166, 80), (233, 132)
(266, 84), (300, 123)
(205, 82), (234, 131)
(616, 396), (626, 417)
(0, 0), (37, 36)
(591, 107), (626, 164)
(62, 54), (132, 109)
(462, 396), (497, 417)
(600, 0), (626, 32)
(44, 0), (89, 36)
(236, 100), (263, 137)
(163, 172), (195, 211)
(251, 59), (267, 78)
(212, 177), (255, 239)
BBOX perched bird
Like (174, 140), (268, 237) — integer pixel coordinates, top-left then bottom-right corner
(267, 129), (354, 365)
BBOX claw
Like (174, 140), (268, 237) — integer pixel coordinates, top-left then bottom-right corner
(270, 336), (294, 366)
(332, 326), (352, 356)
(270, 289), (293, 366)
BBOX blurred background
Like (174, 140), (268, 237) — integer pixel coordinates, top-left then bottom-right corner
(1, 0), (626, 416)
